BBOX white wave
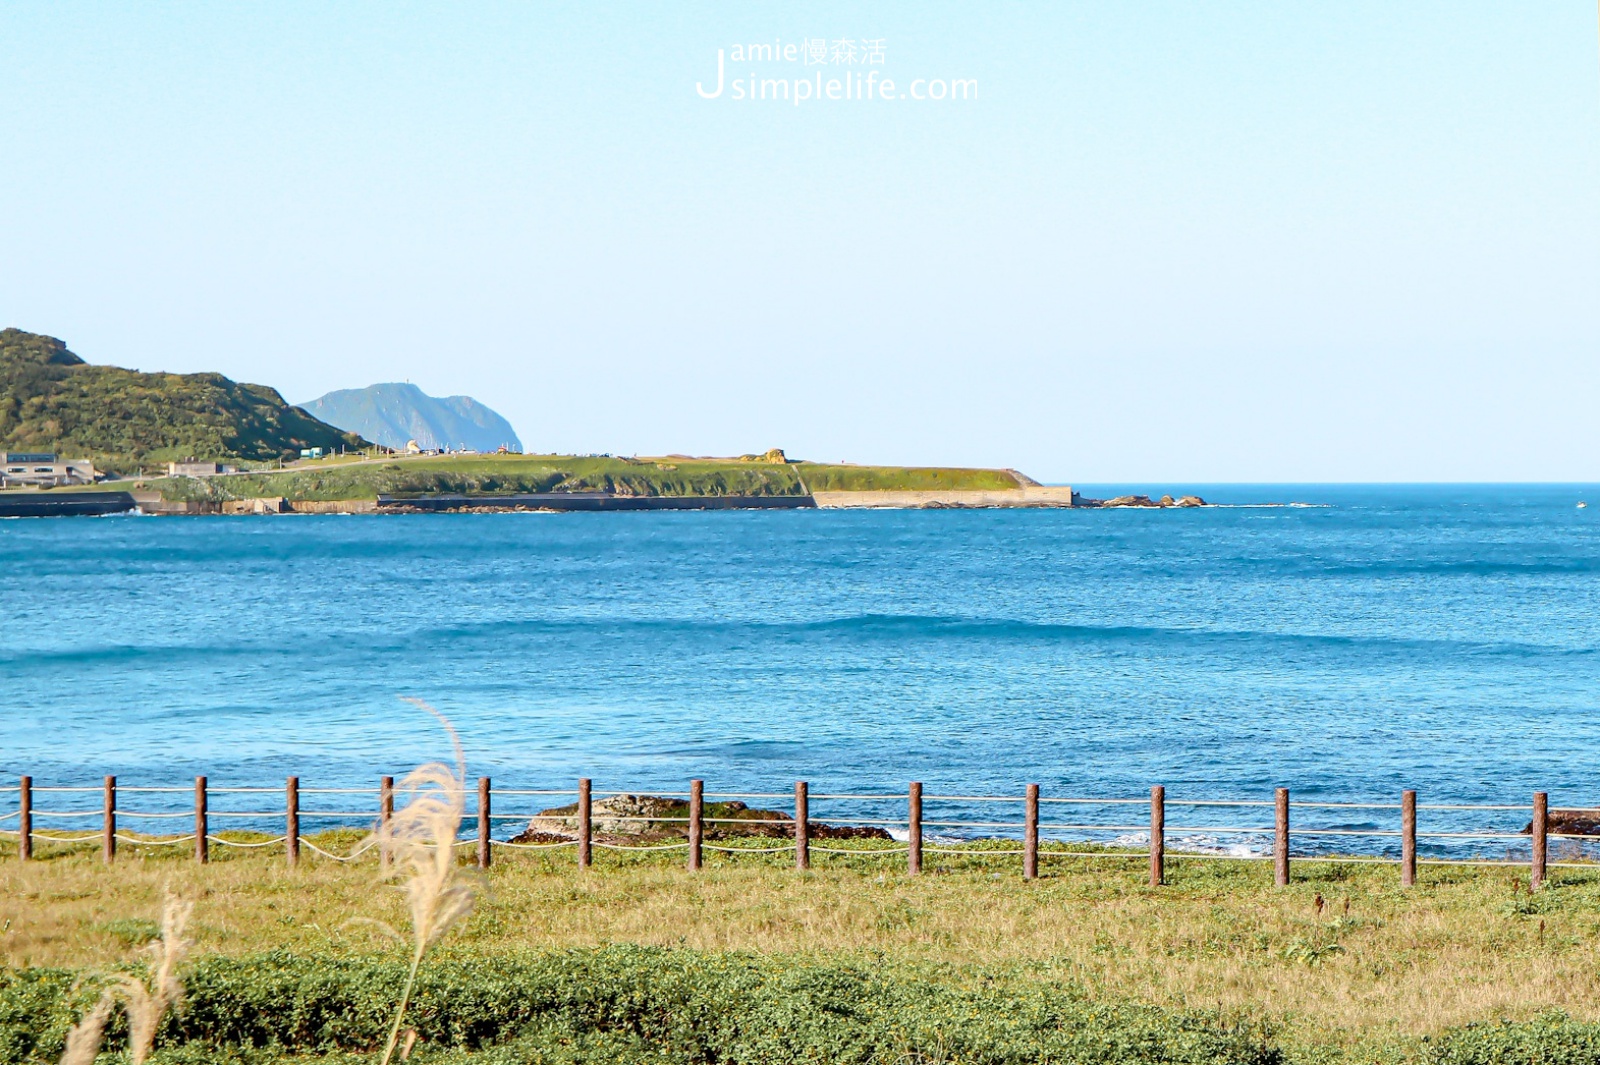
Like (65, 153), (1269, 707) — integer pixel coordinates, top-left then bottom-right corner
(1112, 830), (1267, 857)
(1205, 503), (1331, 509)
(884, 827), (966, 845)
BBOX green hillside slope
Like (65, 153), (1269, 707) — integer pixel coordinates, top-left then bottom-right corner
(0, 329), (367, 468)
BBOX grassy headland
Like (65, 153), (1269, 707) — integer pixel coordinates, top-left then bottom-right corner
(0, 328), (1040, 499)
(4, 835), (1600, 1062)
(133, 454), (810, 503)
(84, 454), (1030, 503)
(793, 463), (1024, 493)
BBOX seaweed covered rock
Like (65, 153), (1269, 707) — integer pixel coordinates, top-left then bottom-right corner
(513, 793), (889, 844)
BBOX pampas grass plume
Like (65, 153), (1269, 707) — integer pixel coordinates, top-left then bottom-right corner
(57, 992), (113, 1065)
(58, 891), (192, 1065)
(372, 698), (479, 1065)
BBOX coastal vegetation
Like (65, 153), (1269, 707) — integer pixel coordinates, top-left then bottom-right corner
(85, 453), (1031, 503)
(129, 454), (812, 502)
(0, 330), (366, 467)
(794, 463), (1023, 493)
(5, 835), (1600, 1062)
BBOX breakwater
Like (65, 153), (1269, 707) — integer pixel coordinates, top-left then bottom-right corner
(376, 492), (818, 512)
(0, 490), (135, 518)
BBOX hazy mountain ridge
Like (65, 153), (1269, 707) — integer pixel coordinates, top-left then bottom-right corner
(0, 328), (367, 467)
(302, 382), (522, 453)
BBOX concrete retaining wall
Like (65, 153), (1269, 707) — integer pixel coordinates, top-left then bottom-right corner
(375, 493), (816, 512)
(288, 499), (380, 514)
(812, 486), (1077, 509)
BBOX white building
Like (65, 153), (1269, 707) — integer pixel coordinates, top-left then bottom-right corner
(168, 461), (226, 477)
(1, 452), (97, 488)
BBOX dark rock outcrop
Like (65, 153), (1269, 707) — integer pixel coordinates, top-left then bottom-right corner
(510, 793), (890, 844)
(1522, 810), (1600, 836)
(1076, 493), (1207, 509)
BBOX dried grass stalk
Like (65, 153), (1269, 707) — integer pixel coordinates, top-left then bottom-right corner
(57, 992), (114, 1065)
(120, 892), (193, 1064)
(372, 698), (478, 1065)
(58, 891), (192, 1065)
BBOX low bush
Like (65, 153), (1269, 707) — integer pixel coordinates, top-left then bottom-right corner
(0, 946), (1278, 1064)
(1420, 1013), (1600, 1065)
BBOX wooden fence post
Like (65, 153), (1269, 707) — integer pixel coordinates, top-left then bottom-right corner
(908, 782), (923, 875)
(18, 776), (30, 862)
(1401, 789), (1416, 887)
(477, 777), (492, 869)
(286, 777), (300, 867)
(1274, 788), (1290, 887)
(380, 775), (395, 870)
(1150, 785), (1165, 886)
(795, 781), (809, 871)
(688, 779), (703, 871)
(1024, 784), (1039, 880)
(1532, 791), (1548, 892)
(103, 776), (116, 864)
(578, 778), (592, 869)
(194, 776), (208, 865)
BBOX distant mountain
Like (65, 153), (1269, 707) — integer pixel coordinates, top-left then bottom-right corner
(0, 328), (367, 467)
(301, 382), (522, 453)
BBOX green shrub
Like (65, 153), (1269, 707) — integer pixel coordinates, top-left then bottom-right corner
(1421, 1013), (1600, 1065)
(1, 946), (1279, 1064)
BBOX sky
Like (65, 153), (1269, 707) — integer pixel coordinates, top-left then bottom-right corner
(1, 2), (1596, 482)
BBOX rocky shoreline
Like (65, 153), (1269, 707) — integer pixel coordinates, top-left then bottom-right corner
(1524, 810), (1600, 836)
(1075, 494), (1206, 509)
(510, 793), (891, 845)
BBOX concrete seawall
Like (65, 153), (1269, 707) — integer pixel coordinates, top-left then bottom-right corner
(0, 491), (137, 518)
(812, 487), (1077, 509)
(290, 499), (379, 514)
(94, 488), (1080, 517)
(376, 493), (817, 512)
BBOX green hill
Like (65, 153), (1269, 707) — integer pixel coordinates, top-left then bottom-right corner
(0, 329), (367, 469)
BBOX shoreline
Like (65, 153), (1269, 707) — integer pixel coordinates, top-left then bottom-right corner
(0, 484), (1228, 517)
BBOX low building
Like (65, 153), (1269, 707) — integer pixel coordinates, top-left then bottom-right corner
(1, 453), (97, 488)
(167, 461), (226, 477)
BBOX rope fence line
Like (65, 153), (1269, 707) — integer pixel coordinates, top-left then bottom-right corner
(0, 774), (1588, 890)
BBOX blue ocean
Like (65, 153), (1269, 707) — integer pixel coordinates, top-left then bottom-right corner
(3, 484), (1597, 855)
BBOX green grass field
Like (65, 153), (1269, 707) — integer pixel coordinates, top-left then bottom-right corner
(793, 463), (1024, 493)
(5, 833), (1600, 1062)
(57, 454), (1030, 503)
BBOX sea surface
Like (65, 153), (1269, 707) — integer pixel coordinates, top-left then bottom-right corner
(2, 484), (1597, 856)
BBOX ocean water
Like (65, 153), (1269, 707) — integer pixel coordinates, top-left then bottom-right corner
(2, 484), (1597, 855)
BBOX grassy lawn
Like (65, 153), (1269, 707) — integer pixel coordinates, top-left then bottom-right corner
(3, 834), (1598, 1062)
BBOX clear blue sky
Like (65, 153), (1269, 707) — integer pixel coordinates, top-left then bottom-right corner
(1, 2), (1596, 482)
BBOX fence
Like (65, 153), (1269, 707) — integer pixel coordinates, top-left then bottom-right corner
(0, 776), (1588, 890)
